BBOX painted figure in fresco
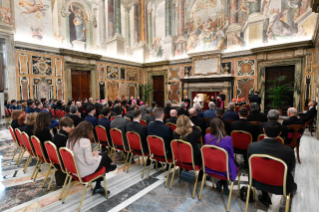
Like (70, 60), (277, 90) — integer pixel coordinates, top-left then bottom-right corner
(209, 26), (225, 50)
(261, 0), (272, 15)
(0, 7), (14, 25)
(70, 2), (87, 42)
(18, 0), (47, 18)
(153, 37), (163, 58)
(231, 33), (245, 47)
(300, 0), (310, 15)
(267, 8), (293, 38)
(294, 26), (306, 37)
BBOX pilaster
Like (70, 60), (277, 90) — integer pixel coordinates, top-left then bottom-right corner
(242, 13), (267, 47)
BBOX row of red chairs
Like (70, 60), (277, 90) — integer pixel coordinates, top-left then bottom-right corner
(50, 109), (67, 119)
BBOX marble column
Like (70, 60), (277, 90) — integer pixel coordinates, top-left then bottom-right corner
(152, 14), (156, 39)
(165, 0), (172, 36)
(108, 0), (115, 38)
(143, 0), (148, 44)
(65, 12), (71, 45)
(249, 0), (261, 15)
(125, 7), (131, 47)
(133, 4), (140, 44)
(114, 0), (122, 35)
(178, 0), (184, 36)
(147, 10), (152, 47)
(100, 0), (107, 42)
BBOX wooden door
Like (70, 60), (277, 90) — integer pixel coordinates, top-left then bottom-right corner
(152, 76), (164, 107)
(71, 70), (91, 101)
(265, 65), (295, 115)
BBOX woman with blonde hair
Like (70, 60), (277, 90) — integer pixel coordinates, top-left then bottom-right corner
(24, 112), (38, 137)
(173, 115), (202, 165)
(204, 117), (238, 195)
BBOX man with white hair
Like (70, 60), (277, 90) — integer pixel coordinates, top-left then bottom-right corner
(203, 101), (216, 119)
(87, 97), (94, 107)
(300, 100), (317, 122)
(166, 109), (178, 124)
(193, 103), (203, 117)
(282, 107), (305, 126)
(76, 101), (85, 119)
(223, 102), (239, 120)
(193, 94), (202, 105)
(177, 102), (188, 116)
(164, 100), (172, 116)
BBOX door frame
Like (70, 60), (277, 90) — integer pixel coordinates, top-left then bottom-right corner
(65, 63), (97, 101)
(257, 58), (304, 113)
(147, 70), (168, 106)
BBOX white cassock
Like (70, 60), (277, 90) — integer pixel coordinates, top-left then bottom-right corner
(193, 96), (202, 105)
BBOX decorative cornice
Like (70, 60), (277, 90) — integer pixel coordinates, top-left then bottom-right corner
(100, 56), (143, 67)
(60, 48), (102, 60)
(15, 41), (61, 54)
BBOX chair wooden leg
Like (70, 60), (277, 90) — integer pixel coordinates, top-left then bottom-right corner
(31, 158), (40, 179)
(169, 165), (176, 189)
(62, 176), (72, 203)
(127, 153), (133, 173)
(47, 168), (56, 190)
(192, 171), (200, 199)
(198, 173), (206, 200)
(310, 125), (313, 136)
(33, 163), (42, 181)
(42, 164), (52, 187)
(59, 175), (70, 200)
(12, 146), (18, 160)
(103, 176), (108, 199)
(296, 144), (301, 164)
(212, 177), (215, 189)
(155, 161), (158, 170)
(77, 184), (88, 212)
(165, 163), (172, 187)
(16, 149), (24, 165)
(226, 181), (234, 212)
(23, 155), (32, 173)
(141, 156), (147, 178)
(123, 152), (130, 172)
(178, 167), (181, 177)
(237, 173), (241, 197)
(245, 185), (251, 212)
(285, 194), (290, 212)
(147, 159), (153, 180)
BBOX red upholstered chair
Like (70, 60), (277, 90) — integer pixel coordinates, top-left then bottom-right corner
(5, 108), (10, 118)
(140, 119), (147, 127)
(8, 126), (20, 161)
(258, 134), (284, 144)
(95, 125), (113, 153)
(55, 109), (61, 119)
(126, 131), (149, 177)
(249, 121), (260, 126)
(110, 128), (130, 169)
(110, 116), (115, 121)
(21, 132), (36, 173)
(166, 122), (177, 131)
(146, 135), (173, 187)
(206, 127), (210, 134)
(230, 130), (253, 153)
(14, 128), (27, 166)
(59, 147), (108, 211)
(30, 136), (51, 182)
(245, 154), (291, 212)
(50, 109), (56, 118)
(285, 125), (305, 164)
(99, 115), (103, 119)
(199, 145), (239, 211)
(44, 141), (67, 193)
(8, 109), (12, 117)
(234, 106), (240, 112)
(170, 139), (202, 198)
(61, 110), (65, 117)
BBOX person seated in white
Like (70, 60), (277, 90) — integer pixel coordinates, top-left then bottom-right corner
(193, 94), (202, 105)
(66, 121), (116, 196)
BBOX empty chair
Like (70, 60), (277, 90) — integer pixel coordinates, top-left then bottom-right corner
(14, 128), (27, 166)
(55, 109), (61, 119)
(170, 139), (202, 198)
(8, 126), (20, 161)
(21, 132), (36, 173)
(165, 122), (177, 131)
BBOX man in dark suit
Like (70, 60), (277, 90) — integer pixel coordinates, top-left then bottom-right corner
(194, 103), (204, 117)
(248, 121), (297, 206)
(98, 107), (112, 147)
(126, 109), (149, 154)
(215, 108), (231, 135)
(300, 100), (317, 123)
(126, 105), (137, 121)
(94, 99), (103, 109)
(147, 107), (173, 157)
(189, 108), (205, 134)
(34, 101), (43, 112)
(87, 97), (94, 107)
(223, 103), (239, 121)
(166, 109), (178, 124)
(70, 105), (82, 127)
(258, 109), (287, 139)
(248, 91), (261, 108)
(231, 107), (258, 166)
(177, 102), (188, 116)
(111, 105), (130, 149)
(247, 103), (268, 122)
(84, 106), (98, 127)
(282, 107), (305, 144)
(51, 99), (58, 110)
(164, 100), (172, 116)
(9, 100), (17, 110)
(203, 101), (216, 119)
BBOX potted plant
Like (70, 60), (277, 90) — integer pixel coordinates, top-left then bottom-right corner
(140, 83), (154, 104)
(266, 75), (294, 115)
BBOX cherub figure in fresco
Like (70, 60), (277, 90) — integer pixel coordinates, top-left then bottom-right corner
(18, 0), (46, 16)
(0, 7), (14, 25)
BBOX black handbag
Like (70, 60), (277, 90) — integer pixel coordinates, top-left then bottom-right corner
(239, 186), (254, 203)
(177, 141), (195, 184)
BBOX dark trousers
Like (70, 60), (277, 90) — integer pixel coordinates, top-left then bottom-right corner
(93, 152), (113, 183)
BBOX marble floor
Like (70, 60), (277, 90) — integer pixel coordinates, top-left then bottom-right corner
(0, 118), (317, 212)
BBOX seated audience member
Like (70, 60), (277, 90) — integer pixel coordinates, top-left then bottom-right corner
(230, 107), (258, 166)
(18, 112), (27, 131)
(52, 117), (74, 153)
(42, 104), (59, 130)
(11, 110), (22, 129)
(248, 121), (297, 206)
(223, 102), (239, 121)
(17, 101), (22, 110)
(21, 102), (27, 112)
(51, 99), (58, 109)
(26, 101), (35, 113)
(87, 97), (94, 107)
(247, 102), (268, 122)
(34, 101), (43, 113)
(67, 121), (116, 195)
(235, 99), (241, 106)
(239, 98), (246, 106)
(121, 96), (128, 107)
(76, 101), (85, 119)
(110, 105), (130, 149)
(258, 109), (287, 139)
(9, 100), (17, 110)
(65, 106), (71, 118)
(205, 117), (238, 195)
(164, 100), (172, 116)
(282, 107), (305, 126)
(177, 102), (188, 116)
(24, 113), (38, 137)
(166, 109), (178, 124)
(173, 115), (202, 165)
(147, 107), (173, 157)
(34, 112), (53, 159)
(215, 108), (231, 135)
(189, 108), (205, 133)
(136, 96), (142, 106)
(126, 105), (137, 121)
(194, 103), (204, 117)
(140, 105), (151, 123)
(210, 95), (216, 104)
(300, 100), (317, 122)
(203, 101), (216, 119)
(70, 105), (82, 127)
(95, 99), (103, 109)
(5, 100), (10, 109)
(84, 106), (98, 127)
(148, 101), (157, 114)
(98, 107), (112, 147)
(126, 109), (149, 154)
(82, 98), (88, 109)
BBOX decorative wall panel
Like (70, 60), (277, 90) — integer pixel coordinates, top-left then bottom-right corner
(169, 68), (180, 80)
(121, 82), (126, 99)
(305, 75), (311, 106)
(183, 66), (192, 78)
(107, 82), (119, 101)
(236, 78), (254, 100)
(55, 58), (63, 77)
(20, 77), (29, 100)
(99, 64), (105, 79)
(32, 56), (52, 76)
(56, 79), (63, 100)
(107, 66), (119, 80)
(33, 78), (53, 100)
(169, 82), (180, 104)
(237, 60), (255, 76)
(18, 53), (28, 74)
(127, 83), (137, 99)
(138, 70), (143, 83)
(127, 69), (138, 81)
(306, 52), (312, 73)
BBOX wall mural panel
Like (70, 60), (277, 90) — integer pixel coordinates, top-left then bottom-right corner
(169, 82), (180, 104)
(169, 68), (180, 80)
(127, 83), (137, 99)
(99, 64), (105, 79)
(236, 78), (254, 100)
(56, 79), (63, 100)
(107, 82), (119, 101)
(121, 68), (126, 80)
(55, 58), (63, 77)
(127, 69), (138, 81)
(107, 66), (119, 80)
(18, 53), (28, 75)
(33, 78), (53, 100)
(20, 77), (29, 100)
(32, 56), (52, 75)
(121, 82), (126, 99)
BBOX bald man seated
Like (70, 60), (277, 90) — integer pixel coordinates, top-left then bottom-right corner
(282, 107), (305, 145)
(166, 109), (178, 124)
(189, 108), (205, 133)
